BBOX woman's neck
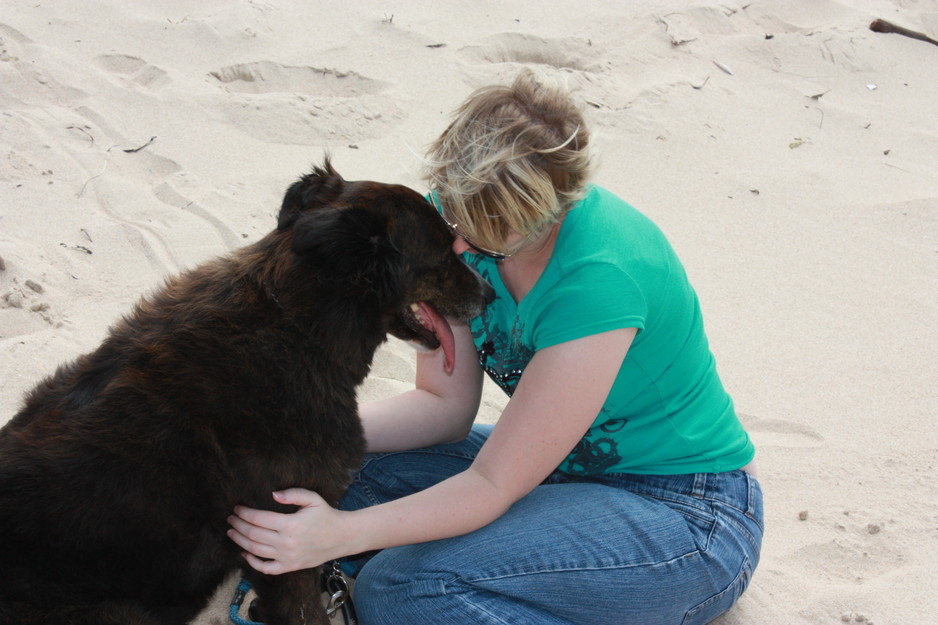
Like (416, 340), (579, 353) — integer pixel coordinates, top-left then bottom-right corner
(497, 222), (561, 303)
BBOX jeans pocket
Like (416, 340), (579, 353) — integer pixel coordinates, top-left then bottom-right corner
(680, 555), (753, 625)
(662, 496), (717, 552)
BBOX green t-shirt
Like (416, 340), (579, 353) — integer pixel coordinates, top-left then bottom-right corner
(461, 185), (755, 476)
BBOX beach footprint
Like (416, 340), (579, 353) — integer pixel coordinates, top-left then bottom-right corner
(455, 33), (632, 111)
(209, 62), (383, 97)
(93, 54), (169, 90)
(789, 527), (903, 586)
(459, 32), (605, 72)
(0, 22), (32, 62)
(0, 23), (85, 105)
(656, 6), (741, 46)
(208, 62), (401, 145)
(457, 32), (609, 79)
(740, 414), (824, 448)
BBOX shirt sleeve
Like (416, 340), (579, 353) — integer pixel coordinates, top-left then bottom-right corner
(529, 262), (647, 351)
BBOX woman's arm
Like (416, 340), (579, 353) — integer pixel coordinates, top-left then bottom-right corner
(227, 327), (636, 574)
(358, 320), (484, 452)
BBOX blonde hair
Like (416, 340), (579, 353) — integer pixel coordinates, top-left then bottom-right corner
(425, 69), (593, 252)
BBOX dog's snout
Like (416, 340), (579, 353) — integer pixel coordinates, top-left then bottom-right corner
(461, 260), (495, 308)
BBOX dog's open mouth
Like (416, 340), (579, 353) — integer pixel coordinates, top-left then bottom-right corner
(403, 301), (457, 373)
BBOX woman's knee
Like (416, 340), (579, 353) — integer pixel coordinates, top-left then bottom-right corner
(352, 546), (442, 624)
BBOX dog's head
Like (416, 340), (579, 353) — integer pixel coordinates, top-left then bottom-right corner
(279, 160), (493, 372)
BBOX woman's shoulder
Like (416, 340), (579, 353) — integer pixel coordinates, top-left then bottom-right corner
(577, 185), (657, 228)
(559, 185), (670, 265)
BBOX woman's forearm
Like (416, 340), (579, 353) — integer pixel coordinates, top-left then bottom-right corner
(358, 388), (476, 452)
(359, 335), (484, 453)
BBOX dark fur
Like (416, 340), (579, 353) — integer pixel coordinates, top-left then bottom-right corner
(0, 161), (491, 625)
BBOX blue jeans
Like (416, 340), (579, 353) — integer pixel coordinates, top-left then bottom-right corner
(339, 424), (763, 625)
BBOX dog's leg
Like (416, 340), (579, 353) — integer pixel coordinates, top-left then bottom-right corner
(245, 568), (326, 625)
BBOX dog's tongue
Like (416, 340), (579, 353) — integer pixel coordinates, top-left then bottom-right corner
(416, 301), (456, 374)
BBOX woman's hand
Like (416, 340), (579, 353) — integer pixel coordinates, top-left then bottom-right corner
(227, 488), (345, 575)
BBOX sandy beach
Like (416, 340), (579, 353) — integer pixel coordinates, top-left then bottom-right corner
(2, 1), (936, 623)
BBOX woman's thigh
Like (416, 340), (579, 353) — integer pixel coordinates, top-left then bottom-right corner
(340, 424), (492, 513)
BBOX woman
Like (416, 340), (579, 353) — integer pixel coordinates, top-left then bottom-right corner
(228, 70), (763, 625)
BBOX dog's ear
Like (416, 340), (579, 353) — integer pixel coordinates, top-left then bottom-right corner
(278, 159), (345, 231)
(291, 206), (403, 303)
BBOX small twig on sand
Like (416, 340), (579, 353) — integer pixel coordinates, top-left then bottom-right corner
(67, 125), (95, 145)
(869, 18), (938, 47)
(123, 136), (157, 153)
(60, 243), (93, 255)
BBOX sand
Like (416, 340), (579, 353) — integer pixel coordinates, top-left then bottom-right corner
(1, 1), (936, 623)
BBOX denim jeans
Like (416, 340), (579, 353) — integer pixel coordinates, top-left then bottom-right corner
(339, 424), (763, 625)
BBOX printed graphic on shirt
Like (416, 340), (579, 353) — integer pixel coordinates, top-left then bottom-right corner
(471, 307), (531, 396)
(561, 410), (627, 475)
(477, 335), (529, 396)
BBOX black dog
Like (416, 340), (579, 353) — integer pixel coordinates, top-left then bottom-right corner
(0, 160), (491, 625)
